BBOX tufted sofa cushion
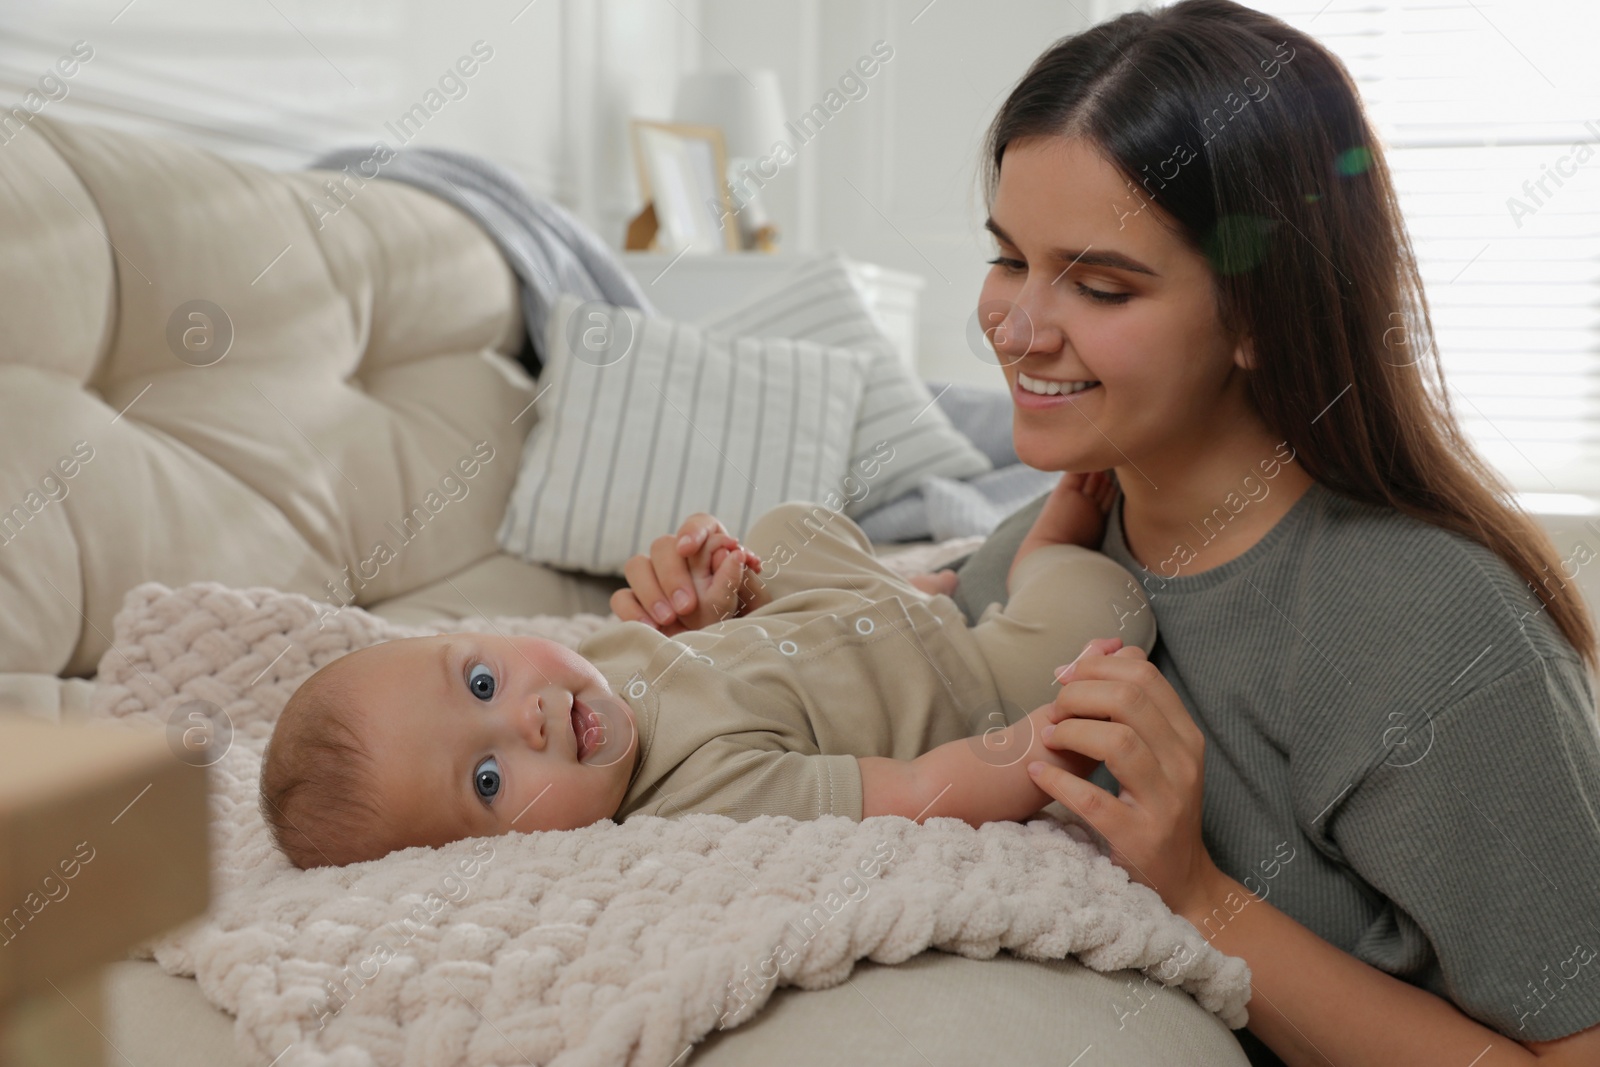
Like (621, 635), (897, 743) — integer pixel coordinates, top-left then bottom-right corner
(0, 117), (617, 678)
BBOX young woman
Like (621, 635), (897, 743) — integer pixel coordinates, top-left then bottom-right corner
(942, 1), (1600, 1064)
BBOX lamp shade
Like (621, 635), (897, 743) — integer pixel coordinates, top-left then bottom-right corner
(673, 69), (788, 160)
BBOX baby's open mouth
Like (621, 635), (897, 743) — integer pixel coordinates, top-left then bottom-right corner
(572, 698), (598, 762)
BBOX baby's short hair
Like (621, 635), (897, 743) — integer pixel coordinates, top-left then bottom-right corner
(260, 653), (387, 869)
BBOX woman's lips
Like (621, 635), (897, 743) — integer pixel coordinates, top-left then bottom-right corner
(1012, 376), (1101, 409)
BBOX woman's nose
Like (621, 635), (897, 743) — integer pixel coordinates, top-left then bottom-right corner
(984, 294), (1056, 362)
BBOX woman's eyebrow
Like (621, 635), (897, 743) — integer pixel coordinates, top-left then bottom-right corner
(984, 217), (1158, 276)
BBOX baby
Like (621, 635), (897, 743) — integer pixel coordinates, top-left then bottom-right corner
(260, 472), (1154, 869)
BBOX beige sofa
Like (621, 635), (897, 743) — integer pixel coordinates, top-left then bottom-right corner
(0, 116), (1248, 1066)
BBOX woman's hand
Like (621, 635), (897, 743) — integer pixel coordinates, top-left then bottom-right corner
(1029, 639), (1224, 918)
(611, 513), (764, 635)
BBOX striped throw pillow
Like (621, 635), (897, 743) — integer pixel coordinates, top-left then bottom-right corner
(497, 294), (872, 575)
(699, 253), (991, 515)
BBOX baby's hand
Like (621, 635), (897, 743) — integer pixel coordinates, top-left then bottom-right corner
(1009, 471), (1117, 592)
(908, 570), (959, 597)
(612, 513), (765, 635)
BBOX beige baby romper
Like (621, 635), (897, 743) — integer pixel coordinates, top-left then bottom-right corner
(574, 501), (1155, 822)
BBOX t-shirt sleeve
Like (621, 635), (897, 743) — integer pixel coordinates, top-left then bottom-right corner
(1326, 654), (1600, 1041)
(627, 738), (864, 823)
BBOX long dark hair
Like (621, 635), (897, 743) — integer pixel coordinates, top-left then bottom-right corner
(984, 0), (1597, 668)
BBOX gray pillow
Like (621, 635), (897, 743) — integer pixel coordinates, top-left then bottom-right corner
(928, 379), (1018, 468)
(856, 464), (1058, 543)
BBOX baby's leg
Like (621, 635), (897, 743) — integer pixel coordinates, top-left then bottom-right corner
(968, 545), (1155, 723)
(741, 500), (916, 604)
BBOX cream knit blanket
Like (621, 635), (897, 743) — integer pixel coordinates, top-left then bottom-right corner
(90, 564), (1250, 1067)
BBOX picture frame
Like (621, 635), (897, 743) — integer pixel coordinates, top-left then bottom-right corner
(630, 120), (739, 254)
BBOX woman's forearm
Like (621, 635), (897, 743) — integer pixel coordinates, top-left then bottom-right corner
(860, 708), (1097, 824)
(1183, 869), (1541, 1066)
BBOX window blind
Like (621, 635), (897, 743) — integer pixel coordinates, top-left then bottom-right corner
(1222, 2), (1600, 492)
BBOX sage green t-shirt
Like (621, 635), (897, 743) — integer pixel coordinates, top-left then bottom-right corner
(952, 482), (1600, 1056)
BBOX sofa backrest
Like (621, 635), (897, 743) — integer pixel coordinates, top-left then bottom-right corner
(0, 118), (533, 676)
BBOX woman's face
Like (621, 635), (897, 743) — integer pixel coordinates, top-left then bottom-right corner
(980, 135), (1254, 479)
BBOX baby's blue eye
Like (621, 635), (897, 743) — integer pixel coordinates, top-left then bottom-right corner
(467, 663), (496, 701)
(473, 756), (502, 802)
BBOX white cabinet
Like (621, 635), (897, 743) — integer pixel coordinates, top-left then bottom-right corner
(618, 252), (926, 370)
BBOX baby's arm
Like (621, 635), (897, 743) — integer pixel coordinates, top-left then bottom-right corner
(1008, 470), (1118, 595)
(859, 703), (1096, 825)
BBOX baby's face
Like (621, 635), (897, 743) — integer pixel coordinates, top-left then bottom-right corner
(342, 634), (637, 850)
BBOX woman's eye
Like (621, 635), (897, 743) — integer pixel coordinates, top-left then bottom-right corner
(473, 756), (501, 803)
(467, 663), (496, 701)
(1075, 282), (1131, 305)
(986, 255), (1026, 274)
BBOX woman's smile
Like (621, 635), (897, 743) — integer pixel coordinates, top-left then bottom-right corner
(1013, 370), (1101, 409)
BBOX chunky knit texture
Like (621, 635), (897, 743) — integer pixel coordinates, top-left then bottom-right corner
(89, 562), (1250, 1067)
